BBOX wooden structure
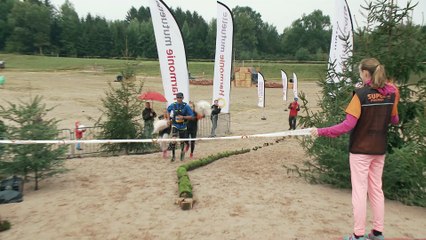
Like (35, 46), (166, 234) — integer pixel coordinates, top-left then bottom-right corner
(233, 67), (253, 87)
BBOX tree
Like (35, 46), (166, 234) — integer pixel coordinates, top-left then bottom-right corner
(232, 6), (262, 59)
(77, 14), (112, 57)
(281, 10), (331, 59)
(97, 77), (146, 155)
(257, 23), (280, 58)
(139, 20), (157, 58)
(125, 6), (139, 22)
(109, 20), (127, 57)
(6, 1), (51, 54)
(57, 0), (81, 56)
(299, 0), (426, 207)
(0, 96), (67, 190)
(0, 0), (16, 51)
(205, 19), (217, 59)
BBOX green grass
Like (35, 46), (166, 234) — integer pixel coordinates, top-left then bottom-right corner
(0, 53), (331, 82)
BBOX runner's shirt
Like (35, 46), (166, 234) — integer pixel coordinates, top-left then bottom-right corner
(167, 102), (194, 130)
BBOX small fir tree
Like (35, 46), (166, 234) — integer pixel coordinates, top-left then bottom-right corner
(98, 78), (147, 154)
(0, 96), (67, 190)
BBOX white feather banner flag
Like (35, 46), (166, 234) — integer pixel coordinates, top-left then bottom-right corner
(149, 0), (190, 104)
(212, 1), (234, 113)
(292, 72), (298, 99)
(328, 0), (354, 83)
(281, 69), (288, 102)
(257, 72), (265, 108)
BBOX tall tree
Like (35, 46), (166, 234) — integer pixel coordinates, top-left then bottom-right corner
(232, 6), (262, 59)
(281, 10), (331, 59)
(205, 19), (217, 59)
(139, 19), (157, 58)
(57, 0), (81, 56)
(125, 6), (138, 22)
(79, 14), (112, 57)
(257, 23), (280, 57)
(109, 20), (127, 57)
(0, 0), (16, 51)
(6, 1), (51, 54)
(126, 19), (143, 58)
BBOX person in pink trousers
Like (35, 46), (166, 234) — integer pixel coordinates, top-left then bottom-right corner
(311, 58), (399, 240)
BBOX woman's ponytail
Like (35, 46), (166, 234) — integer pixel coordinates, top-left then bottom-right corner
(372, 64), (387, 88)
(360, 58), (387, 88)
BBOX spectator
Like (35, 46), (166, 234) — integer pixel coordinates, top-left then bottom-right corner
(288, 97), (300, 130)
(75, 121), (86, 151)
(142, 102), (156, 138)
(310, 58), (399, 240)
(210, 99), (221, 137)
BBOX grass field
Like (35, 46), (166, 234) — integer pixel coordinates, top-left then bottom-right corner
(2, 53), (423, 83)
(0, 54), (327, 82)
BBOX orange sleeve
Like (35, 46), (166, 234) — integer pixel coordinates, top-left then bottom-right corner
(345, 94), (361, 119)
(391, 85), (399, 116)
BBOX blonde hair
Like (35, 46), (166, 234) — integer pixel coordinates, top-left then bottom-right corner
(359, 58), (387, 88)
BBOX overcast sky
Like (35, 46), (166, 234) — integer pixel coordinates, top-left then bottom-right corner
(49, 0), (425, 31)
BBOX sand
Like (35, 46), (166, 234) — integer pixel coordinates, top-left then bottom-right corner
(0, 71), (425, 240)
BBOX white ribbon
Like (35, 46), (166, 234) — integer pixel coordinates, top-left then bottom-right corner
(0, 129), (312, 145)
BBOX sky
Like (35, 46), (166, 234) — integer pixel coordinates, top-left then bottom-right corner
(49, 0), (425, 31)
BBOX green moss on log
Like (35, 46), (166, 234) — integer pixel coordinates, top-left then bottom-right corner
(176, 148), (250, 200)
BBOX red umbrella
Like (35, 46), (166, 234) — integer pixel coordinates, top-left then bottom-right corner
(138, 91), (167, 102)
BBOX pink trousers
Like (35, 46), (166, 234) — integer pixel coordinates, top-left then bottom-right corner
(349, 153), (385, 236)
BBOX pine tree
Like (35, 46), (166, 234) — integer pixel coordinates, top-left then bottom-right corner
(0, 96), (67, 190)
(97, 76), (148, 155)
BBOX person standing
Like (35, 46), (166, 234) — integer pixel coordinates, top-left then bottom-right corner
(288, 97), (300, 130)
(187, 101), (204, 158)
(75, 121), (86, 151)
(210, 99), (221, 137)
(167, 92), (194, 162)
(142, 102), (156, 138)
(311, 58), (399, 240)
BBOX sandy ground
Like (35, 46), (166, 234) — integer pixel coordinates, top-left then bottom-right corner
(0, 71), (425, 240)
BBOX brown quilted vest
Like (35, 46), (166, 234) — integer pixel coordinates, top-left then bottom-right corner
(349, 87), (395, 155)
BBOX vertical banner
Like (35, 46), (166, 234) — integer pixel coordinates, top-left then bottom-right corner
(292, 72), (298, 99)
(212, 1), (234, 113)
(281, 69), (288, 102)
(328, 0), (354, 83)
(257, 72), (265, 108)
(149, 0), (190, 104)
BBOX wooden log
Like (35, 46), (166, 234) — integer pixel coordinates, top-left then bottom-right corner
(175, 197), (194, 210)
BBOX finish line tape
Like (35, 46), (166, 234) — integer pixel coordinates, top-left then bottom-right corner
(0, 128), (312, 145)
